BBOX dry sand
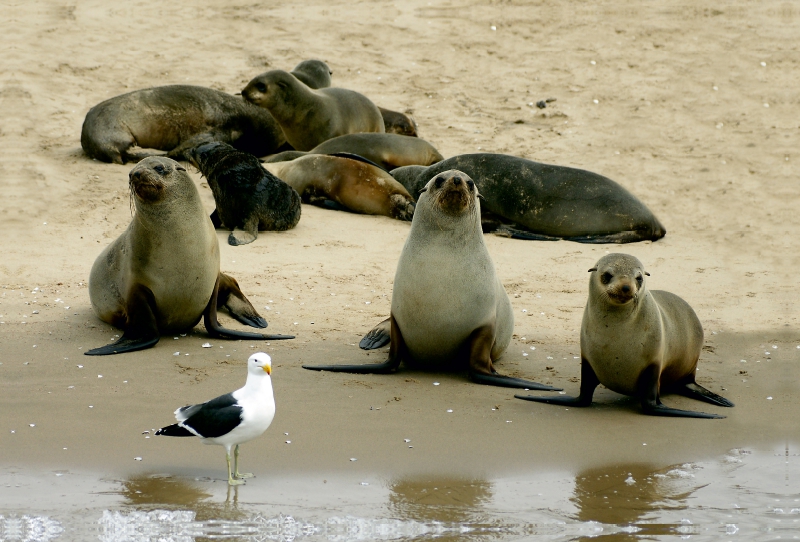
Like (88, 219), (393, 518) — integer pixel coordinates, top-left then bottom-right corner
(1, 0), (798, 493)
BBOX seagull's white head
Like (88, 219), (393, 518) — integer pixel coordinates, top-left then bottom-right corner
(248, 352), (272, 376)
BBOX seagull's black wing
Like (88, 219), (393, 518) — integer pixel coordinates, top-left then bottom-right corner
(179, 393), (244, 438)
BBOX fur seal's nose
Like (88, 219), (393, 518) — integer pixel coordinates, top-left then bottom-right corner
(621, 284), (631, 294)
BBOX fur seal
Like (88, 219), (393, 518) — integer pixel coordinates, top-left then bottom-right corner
(290, 59), (332, 90)
(87, 157), (293, 355)
(391, 154), (666, 243)
(185, 140), (301, 245)
(263, 133), (443, 171)
(81, 85), (287, 164)
(289, 59), (418, 137)
(241, 69), (384, 151)
(303, 170), (560, 390)
(263, 154), (415, 221)
(515, 253), (734, 417)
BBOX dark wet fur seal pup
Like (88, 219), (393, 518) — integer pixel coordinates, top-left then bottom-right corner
(262, 154), (415, 221)
(304, 170), (561, 390)
(289, 59), (419, 137)
(87, 157), (294, 355)
(241, 70), (384, 151)
(516, 254), (734, 418)
(392, 154), (666, 243)
(185, 140), (301, 246)
(81, 85), (288, 164)
(263, 133), (443, 171)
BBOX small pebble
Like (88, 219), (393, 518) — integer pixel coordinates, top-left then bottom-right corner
(173, 352), (180, 356)
(350, 458), (357, 462)
(134, 457), (142, 461)
(767, 397), (773, 400)
(433, 382), (440, 386)
(285, 440), (291, 444)
(446, 409), (453, 413)
(404, 439), (411, 443)
(202, 343), (211, 348)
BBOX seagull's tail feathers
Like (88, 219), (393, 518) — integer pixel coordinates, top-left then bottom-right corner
(155, 423), (196, 437)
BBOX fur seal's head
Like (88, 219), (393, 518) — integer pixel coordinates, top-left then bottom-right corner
(128, 157), (189, 204)
(421, 169), (478, 217)
(291, 59), (332, 89)
(588, 253), (650, 306)
(241, 70), (302, 109)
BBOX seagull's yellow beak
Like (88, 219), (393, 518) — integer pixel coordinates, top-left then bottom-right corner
(263, 364), (272, 375)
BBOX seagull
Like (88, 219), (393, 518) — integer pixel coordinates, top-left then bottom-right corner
(155, 352), (275, 485)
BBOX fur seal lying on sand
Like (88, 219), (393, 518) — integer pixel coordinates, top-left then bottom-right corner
(516, 254), (734, 417)
(263, 133), (443, 171)
(241, 70), (384, 151)
(87, 157), (293, 355)
(263, 154), (415, 221)
(185, 141), (301, 246)
(304, 170), (561, 390)
(289, 60), (418, 137)
(81, 85), (286, 164)
(391, 154), (666, 243)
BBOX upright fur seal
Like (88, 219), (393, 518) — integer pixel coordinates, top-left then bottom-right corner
(87, 157), (293, 355)
(303, 170), (560, 390)
(241, 69), (384, 151)
(515, 254), (734, 417)
(263, 154), (415, 221)
(392, 154), (666, 243)
(81, 85), (287, 164)
(263, 133), (443, 171)
(185, 140), (301, 245)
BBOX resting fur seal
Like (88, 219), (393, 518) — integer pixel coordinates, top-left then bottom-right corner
(81, 85), (287, 164)
(263, 133), (443, 171)
(392, 154), (666, 243)
(303, 170), (560, 390)
(516, 254), (734, 417)
(185, 140), (301, 245)
(241, 70), (384, 151)
(87, 157), (293, 355)
(288, 59), (418, 137)
(263, 154), (415, 221)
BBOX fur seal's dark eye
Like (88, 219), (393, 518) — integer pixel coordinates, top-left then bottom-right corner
(153, 165), (165, 174)
(636, 275), (643, 285)
(434, 176), (445, 188)
(255, 82), (267, 93)
(467, 180), (475, 190)
(600, 272), (613, 284)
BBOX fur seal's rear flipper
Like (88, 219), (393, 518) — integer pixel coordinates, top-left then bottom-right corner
(515, 359), (600, 404)
(673, 380), (735, 407)
(494, 226), (562, 242)
(205, 274), (294, 341)
(639, 365), (725, 419)
(359, 318), (391, 350)
(304, 316), (403, 374)
(85, 284), (161, 355)
(467, 325), (562, 390)
(564, 231), (664, 244)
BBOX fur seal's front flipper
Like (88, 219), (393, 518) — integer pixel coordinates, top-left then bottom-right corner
(673, 380), (735, 407)
(466, 325), (562, 390)
(304, 315), (404, 374)
(228, 217), (259, 246)
(639, 365), (725, 419)
(564, 231), (662, 244)
(515, 359), (599, 404)
(359, 318), (391, 350)
(85, 284), (161, 355)
(493, 226), (562, 241)
(205, 275), (295, 341)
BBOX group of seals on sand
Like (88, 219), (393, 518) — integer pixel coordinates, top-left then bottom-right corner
(80, 59), (730, 419)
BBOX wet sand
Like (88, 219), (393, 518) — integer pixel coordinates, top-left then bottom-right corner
(1, 0), (799, 535)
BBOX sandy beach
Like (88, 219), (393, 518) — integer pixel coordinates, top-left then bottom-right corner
(1, 0), (798, 536)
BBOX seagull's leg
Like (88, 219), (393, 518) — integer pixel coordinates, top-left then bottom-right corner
(233, 444), (254, 479)
(226, 447), (244, 486)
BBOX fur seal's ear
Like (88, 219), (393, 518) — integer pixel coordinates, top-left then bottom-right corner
(175, 165), (186, 172)
(418, 188), (427, 195)
(588, 267), (597, 272)
(645, 271), (650, 276)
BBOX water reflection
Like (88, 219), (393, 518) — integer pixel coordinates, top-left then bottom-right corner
(117, 474), (246, 521)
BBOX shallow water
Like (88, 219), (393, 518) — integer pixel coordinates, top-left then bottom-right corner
(2, 444), (798, 542)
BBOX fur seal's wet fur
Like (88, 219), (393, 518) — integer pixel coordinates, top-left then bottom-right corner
(185, 141), (301, 246)
(241, 70), (384, 151)
(86, 157), (293, 355)
(263, 133), (443, 171)
(392, 154), (666, 243)
(516, 254), (734, 417)
(81, 85), (287, 164)
(263, 154), (415, 221)
(303, 170), (561, 390)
